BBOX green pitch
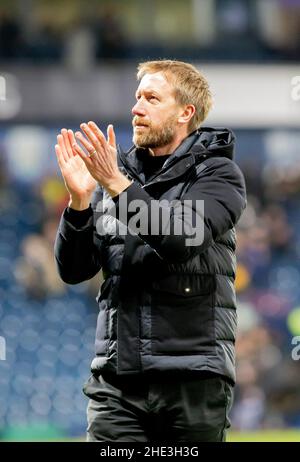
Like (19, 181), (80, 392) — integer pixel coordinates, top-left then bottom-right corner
(228, 430), (300, 442)
(1, 429), (300, 442)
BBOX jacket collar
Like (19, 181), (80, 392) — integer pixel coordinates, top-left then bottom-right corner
(117, 127), (235, 187)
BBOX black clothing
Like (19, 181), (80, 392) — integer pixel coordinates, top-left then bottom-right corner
(135, 150), (170, 183)
(55, 127), (246, 385)
(83, 372), (233, 442)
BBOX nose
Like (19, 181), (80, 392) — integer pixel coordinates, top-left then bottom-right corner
(131, 99), (146, 117)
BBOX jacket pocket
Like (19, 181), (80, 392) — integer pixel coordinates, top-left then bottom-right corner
(151, 273), (216, 355)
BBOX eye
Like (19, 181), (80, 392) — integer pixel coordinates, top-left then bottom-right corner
(149, 95), (159, 102)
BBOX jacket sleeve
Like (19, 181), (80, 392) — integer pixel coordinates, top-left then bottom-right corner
(54, 186), (104, 284)
(113, 157), (246, 263)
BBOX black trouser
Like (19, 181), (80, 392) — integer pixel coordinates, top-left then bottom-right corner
(82, 372), (234, 442)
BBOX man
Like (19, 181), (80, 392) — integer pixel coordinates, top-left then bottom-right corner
(54, 60), (246, 442)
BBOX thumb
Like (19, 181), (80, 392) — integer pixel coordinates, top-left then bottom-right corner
(107, 124), (116, 149)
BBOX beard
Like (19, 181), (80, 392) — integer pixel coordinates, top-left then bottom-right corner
(132, 114), (177, 149)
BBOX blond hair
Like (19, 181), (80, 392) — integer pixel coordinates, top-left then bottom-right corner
(137, 59), (213, 132)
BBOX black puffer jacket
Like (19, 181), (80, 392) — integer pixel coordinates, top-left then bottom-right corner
(55, 127), (247, 384)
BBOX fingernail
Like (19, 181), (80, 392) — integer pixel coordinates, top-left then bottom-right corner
(75, 132), (81, 137)
(80, 123), (86, 129)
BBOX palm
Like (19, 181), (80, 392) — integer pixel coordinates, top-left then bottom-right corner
(61, 154), (97, 197)
(55, 129), (97, 199)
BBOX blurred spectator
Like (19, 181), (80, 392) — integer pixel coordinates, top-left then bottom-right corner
(94, 4), (127, 60)
(277, 0), (300, 55)
(261, 204), (294, 254)
(29, 18), (62, 62)
(0, 0), (299, 63)
(216, 0), (254, 38)
(232, 383), (266, 430)
(0, 8), (24, 59)
(257, 0), (300, 58)
(14, 218), (66, 300)
(64, 19), (96, 71)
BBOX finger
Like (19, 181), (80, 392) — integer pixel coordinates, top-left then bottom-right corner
(73, 142), (93, 169)
(73, 133), (94, 167)
(87, 121), (106, 146)
(57, 134), (68, 163)
(55, 144), (65, 169)
(107, 124), (116, 148)
(71, 135), (89, 157)
(61, 128), (73, 158)
(67, 129), (77, 153)
(80, 123), (100, 150)
(75, 131), (97, 157)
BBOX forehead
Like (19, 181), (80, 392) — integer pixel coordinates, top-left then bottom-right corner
(136, 72), (174, 96)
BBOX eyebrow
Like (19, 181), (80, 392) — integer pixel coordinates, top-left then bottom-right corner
(135, 89), (161, 98)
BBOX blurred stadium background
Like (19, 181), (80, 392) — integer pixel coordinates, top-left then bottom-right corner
(0, 0), (300, 442)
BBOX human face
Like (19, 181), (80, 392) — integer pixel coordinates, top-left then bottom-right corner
(132, 72), (181, 149)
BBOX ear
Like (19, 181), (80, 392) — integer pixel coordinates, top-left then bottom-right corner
(178, 104), (196, 126)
